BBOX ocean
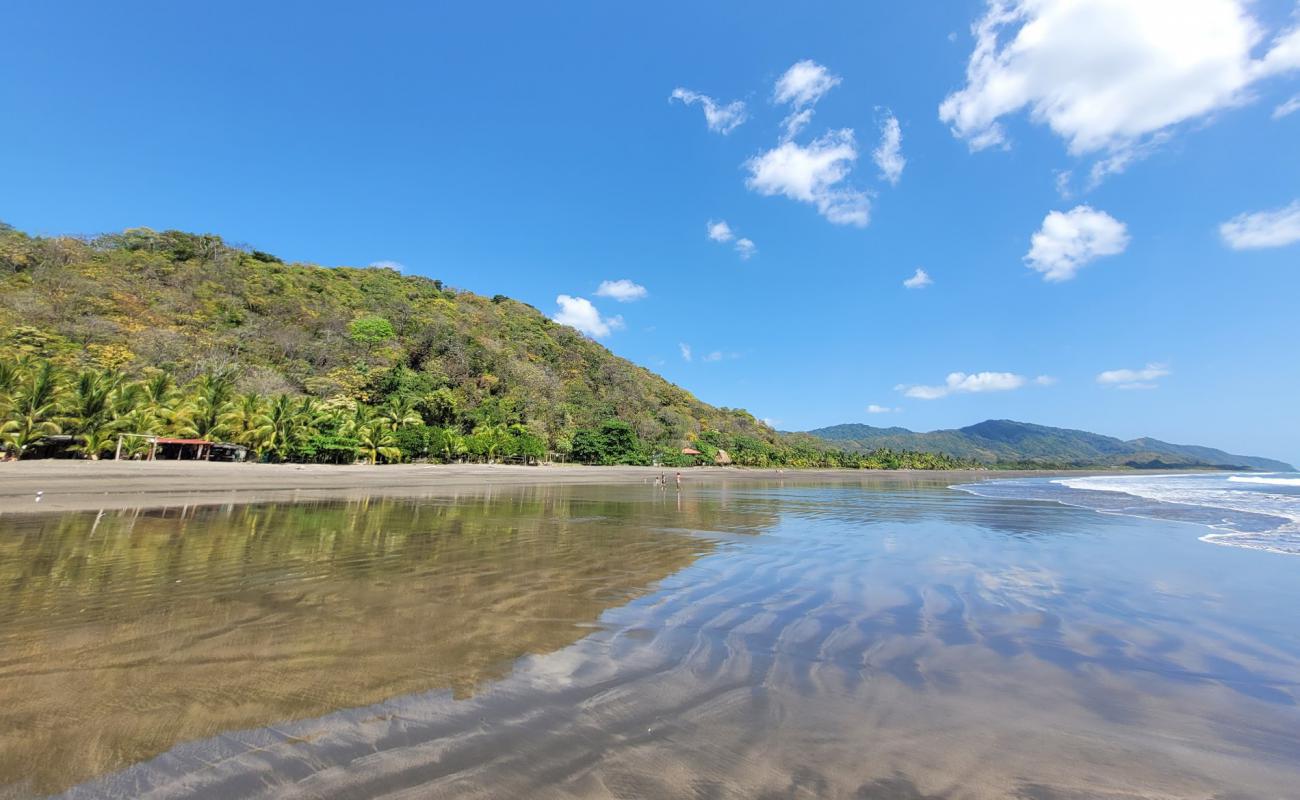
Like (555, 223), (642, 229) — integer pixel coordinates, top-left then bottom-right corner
(956, 471), (1300, 555)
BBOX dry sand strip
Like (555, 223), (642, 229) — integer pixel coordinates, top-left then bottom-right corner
(0, 461), (1010, 515)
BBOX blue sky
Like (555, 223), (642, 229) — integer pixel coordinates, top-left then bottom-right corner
(3, 1), (1299, 463)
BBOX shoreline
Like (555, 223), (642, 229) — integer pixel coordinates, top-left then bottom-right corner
(0, 461), (1071, 515)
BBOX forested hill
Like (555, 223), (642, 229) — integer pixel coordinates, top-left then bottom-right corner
(807, 420), (1294, 471)
(0, 223), (973, 469)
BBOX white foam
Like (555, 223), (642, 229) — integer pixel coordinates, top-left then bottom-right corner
(1228, 475), (1300, 487)
(1050, 473), (1300, 556)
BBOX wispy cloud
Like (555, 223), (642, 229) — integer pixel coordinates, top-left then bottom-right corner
(1219, 200), (1300, 249)
(896, 371), (1026, 400)
(1034, 375), (1058, 386)
(903, 268), (932, 289)
(1274, 94), (1300, 120)
(734, 238), (757, 260)
(873, 111), (905, 185)
(679, 342), (693, 362)
(594, 279), (647, 302)
(670, 88), (747, 134)
(369, 260), (405, 271)
(867, 404), (901, 414)
(1025, 205), (1129, 282)
(553, 295), (623, 338)
(1097, 363), (1170, 390)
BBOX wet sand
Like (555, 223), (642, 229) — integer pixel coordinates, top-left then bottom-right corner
(20, 480), (1298, 800)
(0, 461), (1016, 515)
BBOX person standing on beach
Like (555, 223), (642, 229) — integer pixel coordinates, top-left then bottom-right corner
(675, 472), (682, 491)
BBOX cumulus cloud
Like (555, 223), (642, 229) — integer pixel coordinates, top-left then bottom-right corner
(708, 220), (757, 259)
(553, 295), (623, 338)
(873, 112), (906, 185)
(595, 279), (647, 302)
(1274, 94), (1300, 119)
(670, 88), (747, 134)
(1097, 363), (1170, 390)
(369, 260), (405, 271)
(745, 129), (870, 227)
(896, 371), (1026, 400)
(774, 60), (841, 108)
(1219, 200), (1300, 249)
(679, 342), (693, 362)
(903, 268), (932, 289)
(940, 0), (1300, 176)
(1025, 205), (1129, 282)
(867, 404), (901, 414)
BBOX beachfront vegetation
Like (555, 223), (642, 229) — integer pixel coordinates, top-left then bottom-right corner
(0, 222), (975, 468)
(0, 355), (974, 468)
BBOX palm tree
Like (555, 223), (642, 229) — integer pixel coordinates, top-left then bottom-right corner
(220, 392), (271, 451)
(7, 360), (65, 458)
(428, 426), (465, 462)
(185, 368), (236, 440)
(378, 395), (422, 431)
(78, 426), (118, 460)
(356, 421), (400, 464)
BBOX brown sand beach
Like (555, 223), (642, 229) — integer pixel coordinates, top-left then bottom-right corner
(0, 460), (1007, 515)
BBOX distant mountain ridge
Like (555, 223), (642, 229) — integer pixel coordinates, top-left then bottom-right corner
(805, 420), (1294, 472)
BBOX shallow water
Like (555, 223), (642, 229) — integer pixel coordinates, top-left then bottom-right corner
(3, 477), (1300, 799)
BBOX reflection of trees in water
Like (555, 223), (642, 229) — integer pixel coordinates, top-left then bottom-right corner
(0, 486), (747, 796)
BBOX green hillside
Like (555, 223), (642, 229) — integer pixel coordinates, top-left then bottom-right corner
(808, 420), (1294, 471)
(0, 222), (971, 469)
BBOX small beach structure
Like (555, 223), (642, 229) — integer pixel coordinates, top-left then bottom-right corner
(714, 449), (732, 465)
(114, 434), (215, 461)
(681, 447), (702, 456)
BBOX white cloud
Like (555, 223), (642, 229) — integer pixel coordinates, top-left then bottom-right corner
(873, 112), (906, 185)
(1097, 363), (1170, 390)
(702, 351), (723, 362)
(369, 260), (405, 271)
(679, 342), (692, 362)
(761, 417), (781, 428)
(867, 404), (901, 414)
(594, 279), (647, 302)
(1025, 205), (1129, 282)
(707, 220), (734, 242)
(553, 295), (623, 338)
(745, 129), (870, 227)
(940, 0), (1300, 175)
(1274, 94), (1300, 119)
(774, 60), (841, 108)
(896, 371), (1026, 400)
(781, 109), (814, 141)
(1034, 375), (1058, 386)
(708, 220), (757, 258)
(670, 88), (747, 134)
(1053, 170), (1073, 199)
(1219, 200), (1300, 249)
(903, 268), (932, 289)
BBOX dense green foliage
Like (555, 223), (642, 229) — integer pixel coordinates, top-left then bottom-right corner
(0, 222), (978, 468)
(809, 419), (1293, 471)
